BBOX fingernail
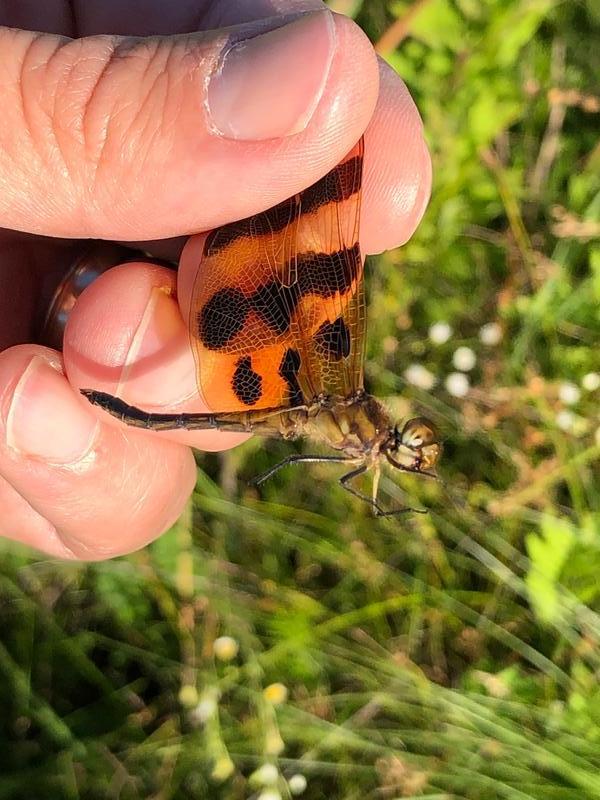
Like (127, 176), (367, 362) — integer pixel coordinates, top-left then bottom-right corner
(119, 286), (194, 404)
(207, 11), (335, 140)
(6, 357), (97, 465)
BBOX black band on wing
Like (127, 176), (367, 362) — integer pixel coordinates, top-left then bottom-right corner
(313, 317), (351, 361)
(203, 155), (363, 256)
(198, 244), (361, 350)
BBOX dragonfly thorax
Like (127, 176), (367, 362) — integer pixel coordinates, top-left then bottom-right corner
(305, 395), (440, 477)
(303, 394), (386, 457)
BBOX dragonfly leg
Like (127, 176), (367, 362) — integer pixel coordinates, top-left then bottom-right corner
(251, 454), (355, 486)
(340, 465), (387, 515)
(340, 466), (426, 517)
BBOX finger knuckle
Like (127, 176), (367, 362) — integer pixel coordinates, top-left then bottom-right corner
(5, 31), (186, 233)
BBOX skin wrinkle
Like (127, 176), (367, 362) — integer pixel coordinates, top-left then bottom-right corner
(13, 33), (42, 183)
(79, 39), (166, 206)
(88, 38), (178, 229)
(118, 428), (157, 523)
(159, 40), (193, 142)
(52, 44), (115, 162)
(6, 33), (102, 226)
(112, 432), (191, 556)
(46, 39), (84, 190)
(108, 38), (208, 236)
(12, 468), (90, 541)
(24, 35), (76, 189)
(0, 34), (45, 224)
(0, 476), (77, 557)
(80, 37), (128, 206)
(128, 462), (156, 521)
(53, 433), (172, 558)
(49, 533), (78, 559)
(59, 526), (105, 558)
(155, 48), (179, 158)
(124, 45), (176, 176)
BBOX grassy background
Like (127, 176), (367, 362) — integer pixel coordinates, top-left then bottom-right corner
(2, 0), (600, 797)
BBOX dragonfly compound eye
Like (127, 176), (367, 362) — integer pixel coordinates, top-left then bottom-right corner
(399, 417), (440, 450)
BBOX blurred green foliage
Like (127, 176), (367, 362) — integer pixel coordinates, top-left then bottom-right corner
(2, 1), (600, 798)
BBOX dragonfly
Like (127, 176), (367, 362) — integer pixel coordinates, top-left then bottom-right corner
(82, 137), (441, 516)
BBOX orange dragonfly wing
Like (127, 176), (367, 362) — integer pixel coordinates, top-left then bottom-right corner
(189, 137), (365, 413)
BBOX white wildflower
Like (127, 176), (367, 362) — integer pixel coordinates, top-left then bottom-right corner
(479, 322), (502, 345)
(429, 321), (453, 344)
(213, 636), (239, 662)
(404, 363), (436, 391)
(263, 682), (288, 705)
(445, 372), (470, 398)
(189, 688), (219, 724)
(452, 346), (476, 372)
(289, 774), (308, 795)
(582, 372), (600, 392)
(558, 382), (580, 405)
(257, 790), (281, 800)
(556, 410), (575, 431)
(253, 764), (279, 786)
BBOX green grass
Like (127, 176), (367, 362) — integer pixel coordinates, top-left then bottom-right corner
(2, 0), (600, 797)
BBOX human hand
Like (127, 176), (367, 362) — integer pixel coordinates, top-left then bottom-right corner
(0, 0), (432, 559)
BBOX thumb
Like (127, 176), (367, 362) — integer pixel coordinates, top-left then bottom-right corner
(0, 11), (378, 240)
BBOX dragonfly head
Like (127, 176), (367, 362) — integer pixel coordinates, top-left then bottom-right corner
(385, 417), (441, 476)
